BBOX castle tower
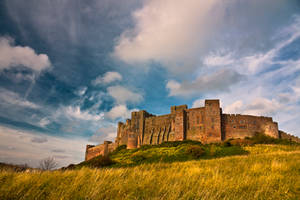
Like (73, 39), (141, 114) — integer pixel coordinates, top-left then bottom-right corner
(85, 145), (95, 161)
(172, 105), (187, 141)
(204, 100), (222, 143)
(127, 132), (138, 149)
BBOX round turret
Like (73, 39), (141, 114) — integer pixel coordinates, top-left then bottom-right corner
(127, 132), (137, 149)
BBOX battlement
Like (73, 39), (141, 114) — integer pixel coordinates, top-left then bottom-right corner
(171, 105), (188, 113)
(205, 99), (220, 106)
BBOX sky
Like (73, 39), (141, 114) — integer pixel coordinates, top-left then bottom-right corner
(0, 0), (299, 168)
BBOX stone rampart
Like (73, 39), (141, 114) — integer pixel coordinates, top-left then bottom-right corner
(279, 130), (300, 143)
(222, 114), (278, 140)
(85, 141), (116, 161)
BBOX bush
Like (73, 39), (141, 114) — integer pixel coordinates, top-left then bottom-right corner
(113, 145), (127, 153)
(209, 145), (218, 156)
(130, 153), (146, 163)
(139, 145), (153, 150)
(83, 155), (115, 168)
(229, 138), (254, 146)
(158, 140), (202, 148)
(186, 145), (205, 158)
(221, 141), (232, 147)
(249, 133), (299, 145)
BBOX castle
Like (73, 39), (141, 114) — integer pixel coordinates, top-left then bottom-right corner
(85, 99), (298, 161)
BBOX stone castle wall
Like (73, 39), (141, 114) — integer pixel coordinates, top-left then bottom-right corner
(85, 99), (286, 161)
(85, 141), (116, 161)
(279, 130), (300, 143)
(222, 114), (279, 140)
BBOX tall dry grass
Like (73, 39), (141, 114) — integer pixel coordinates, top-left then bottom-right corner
(0, 145), (299, 200)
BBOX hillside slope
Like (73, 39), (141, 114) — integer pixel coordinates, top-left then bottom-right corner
(0, 144), (299, 200)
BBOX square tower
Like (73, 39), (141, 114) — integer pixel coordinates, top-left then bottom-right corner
(204, 100), (222, 143)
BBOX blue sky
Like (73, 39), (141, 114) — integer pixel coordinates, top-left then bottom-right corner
(0, 0), (299, 167)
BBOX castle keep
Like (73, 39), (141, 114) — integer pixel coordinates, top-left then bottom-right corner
(85, 99), (285, 160)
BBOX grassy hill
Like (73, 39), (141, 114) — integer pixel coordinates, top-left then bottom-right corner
(0, 136), (300, 200)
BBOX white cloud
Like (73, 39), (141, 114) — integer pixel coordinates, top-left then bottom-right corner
(166, 69), (243, 97)
(203, 53), (235, 66)
(243, 98), (281, 116)
(224, 100), (243, 113)
(113, 0), (223, 73)
(106, 104), (137, 120)
(107, 85), (143, 104)
(89, 125), (117, 144)
(0, 126), (87, 168)
(38, 118), (51, 127)
(223, 98), (282, 117)
(63, 106), (104, 121)
(218, 16), (300, 75)
(191, 99), (204, 108)
(0, 37), (51, 71)
(92, 71), (122, 85)
(75, 86), (87, 96)
(0, 88), (40, 109)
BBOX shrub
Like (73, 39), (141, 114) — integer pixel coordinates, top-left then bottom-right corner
(229, 138), (254, 146)
(83, 155), (115, 168)
(139, 145), (153, 150)
(186, 145), (205, 158)
(159, 140), (202, 148)
(249, 133), (299, 145)
(250, 133), (276, 144)
(130, 153), (146, 163)
(113, 145), (127, 153)
(221, 141), (232, 147)
(61, 164), (76, 170)
(209, 145), (218, 156)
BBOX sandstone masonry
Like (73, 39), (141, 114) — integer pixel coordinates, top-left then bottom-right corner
(85, 99), (298, 161)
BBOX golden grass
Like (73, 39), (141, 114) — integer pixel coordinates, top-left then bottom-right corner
(0, 145), (299, 200)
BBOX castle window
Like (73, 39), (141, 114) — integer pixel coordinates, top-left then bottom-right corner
(231, 120), (234, 123)
(197, 116), (200, 124)
(238, 125), (247, 129)
(240, 120), (244, 124)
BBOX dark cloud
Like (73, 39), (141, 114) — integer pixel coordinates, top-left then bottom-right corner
(167, 69), (245, 97)
(31, 136), (47, 143)
(54, 155), (69, 159)
(51, 149), (65, 153)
